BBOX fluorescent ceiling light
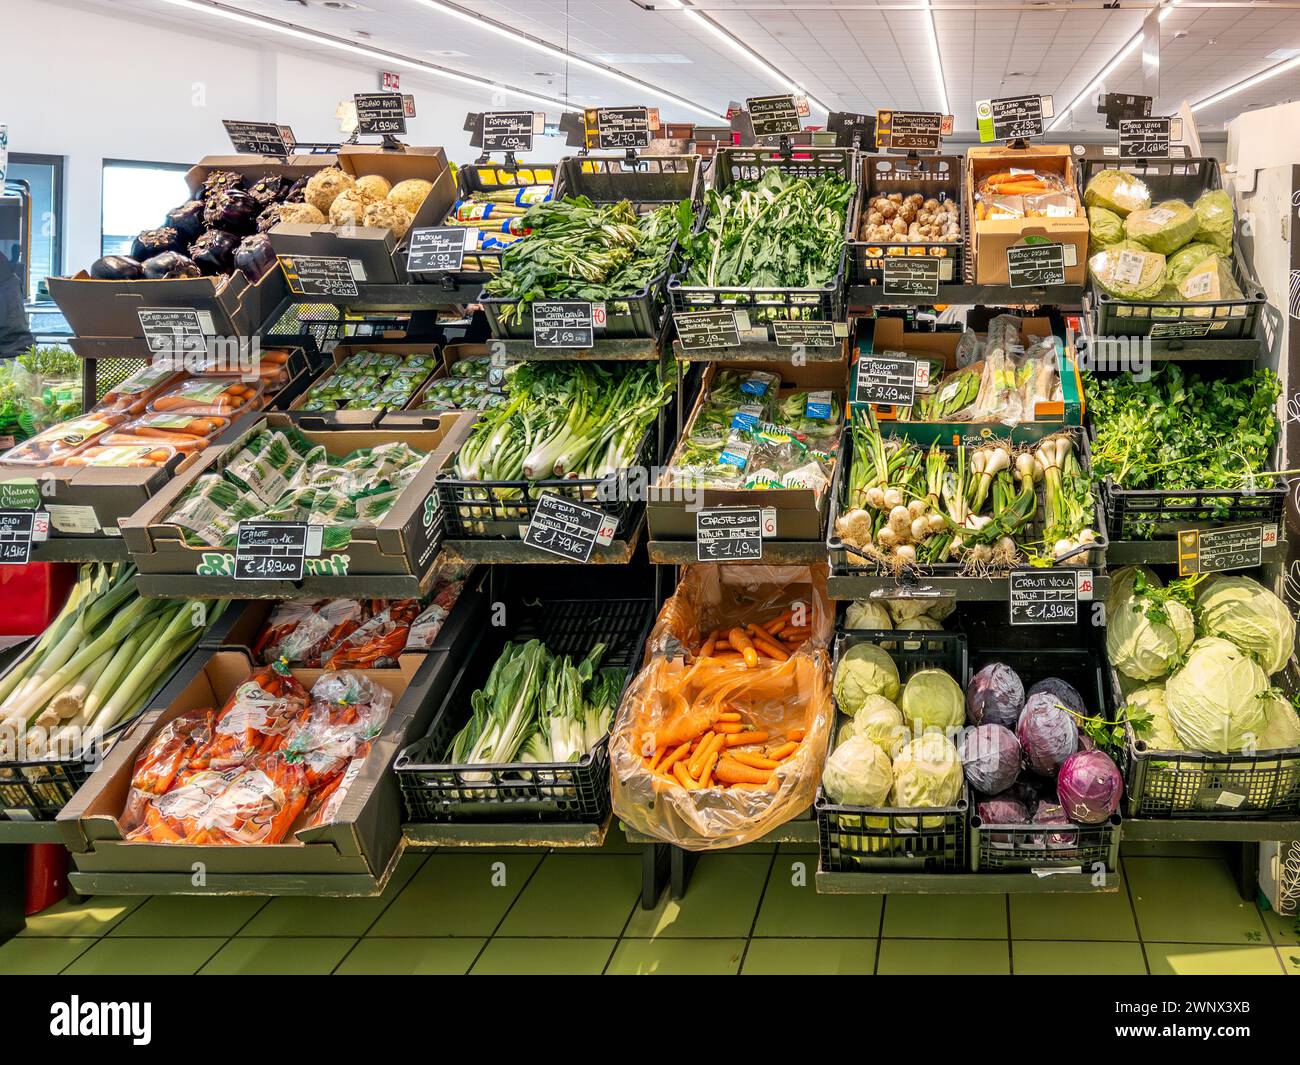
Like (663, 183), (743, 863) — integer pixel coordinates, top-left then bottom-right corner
(921, 0), (949, 117)
(152, 0), (581, 111)
(1047, 0), (1180, 131)
(1192, 54), (1300, 112)
(677, 2), (830, 116)
(406, 0), (724, 120)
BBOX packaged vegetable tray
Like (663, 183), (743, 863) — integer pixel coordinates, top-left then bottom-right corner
(609, 564), (835, 850)
(148, 376), (264, 418)
(0, 412), (127, 466)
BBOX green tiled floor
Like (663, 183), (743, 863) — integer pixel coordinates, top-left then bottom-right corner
(1, 832), (1295, 975)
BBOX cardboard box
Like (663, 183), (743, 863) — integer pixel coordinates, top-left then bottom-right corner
(56, 626), (479, 891)
(380, 342), (505, 428)
(48, 154), (327, 341)
(966, 144), (1088, 285)
(850, 315), (1084, 446)
(120, 411), (473, 582)
(646, 360), (847, 541)
(281, 342), (444, 429)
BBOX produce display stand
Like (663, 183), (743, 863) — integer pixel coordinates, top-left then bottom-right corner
(848, 282), (1085, 309)
(402, 814), (611, 850)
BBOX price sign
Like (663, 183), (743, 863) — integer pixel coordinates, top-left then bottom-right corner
(1009, 568), (1087, 626)
(523, 493), (616, 562)
(747, 94), (801, 137)
(1176, 524), (1270, 577)
(771, 320), (839, 348)
(223, 120), (290, 156)
(1149, 321), (1213, 340)
(533, 301), (594, 349)
(406, 227), (469, 273)
(234, 522), (321, 581)
(481, 111), (537, 152)
(978, 94), (1052, 142)
(675, 310), (741, 352)
(826, 110), (875, 150)
(0, 510), (46, 565)
(278, 254), (362, 297)
(1006, 243), (1069, 288)
(137, 308), (213, 353)
(589, 107), (651, 150)
(1119, 117), (1171, 157)
(882, 256), (942, 297)
(876, 110), (943, 151)
(696, 507), (766, 562)
(857, 355), (926, 407)
(353, 92), (407, 136)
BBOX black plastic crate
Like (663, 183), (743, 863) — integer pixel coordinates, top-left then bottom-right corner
(668, 146), (858, 322)
(435, 392), (673, 542)
(1115, 663), (1300, 819)
(970, 815), (1121, 872)
(1079, 157), (1266, 339)
(850, 154), (966, 287)
(816, 627), (970, 873)
(394, 592), (656, 824)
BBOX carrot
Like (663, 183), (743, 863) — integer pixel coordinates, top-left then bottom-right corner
(717, 711), (742, 723)
(698, 749), (720, 788)
(699, 628), (720, 658)
(731, 750), (779, 771)
(659, 742), (692, 774)
(746, 625), (790, 661)
(787, 727), (806, 742)
(766, 619), (787, 636)
(714, 722), (743, 734)
(714, 757), (771, 785)
(647, 745), (668, 771)
(654, 705), (720, 749)
(768, 741), (799, 760)
(687, 732), (718, 777)
(727, 627), (759, 668)
(672, 761), (700, 790)
(726, 730), (769, 747)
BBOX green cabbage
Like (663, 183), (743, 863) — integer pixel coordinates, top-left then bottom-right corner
(848, 694), (909, 757)
(1124, 199), (1199, 255)
(1196, 575), (1295, 675)
(1254, 691), (1300, 752)
(1106, 565), (1161, 619)
(891, 732), (963, 826)
(1193, 189), (1234, 253)
(1083, 169), (1151, 217)
(1166, 242), (1222, 287)
(834, 642), (899, 713)
(1166, 637), (1269, 753)
(1089, 242), (1166, 300)
(898, 668), (965, 736)
(1106, 593), (1195, 681)
(823, 734), (893, 806)
(1126, 682), (1184, 751)
(1088, 205), (1125, 251)
(845, 600), (891, 631)
(887, 598), (937, 624)
(1178, 255), (1242, 310)
(893, 615), (942, 652)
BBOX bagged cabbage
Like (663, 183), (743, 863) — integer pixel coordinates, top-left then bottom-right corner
(1178, 254), (1242, 308)
(1124, 199), (1199, 256)
(823, 735), (893, 806)
(1089, 242), (1166, 300)
(1088, 205), (1125, 251)
(898, 668), (965, 736)
(1193, 189), (1234, 253)
(834, 642), (899, 712)
(1106, 591), (1195, 681)
(1196, 575), (1295, 675)
(1083, 169), (1151, 217)
(891, 732), (964, 826)
(1166, 242), (1222, 287)
(1166, 637), (1268, 753)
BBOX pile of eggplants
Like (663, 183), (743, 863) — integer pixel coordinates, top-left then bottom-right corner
(89, 169), (309, 284)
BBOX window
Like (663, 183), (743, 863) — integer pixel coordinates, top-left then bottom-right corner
(5, 153), (63, 302)
(101, 160), (189, 258)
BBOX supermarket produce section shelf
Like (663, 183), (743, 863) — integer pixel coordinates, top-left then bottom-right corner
(442, 526), (642, 565)
(849, 283), (1085, 308)
(648, 538), (829, 566)
(1121, 818), (1300, 843)
(1106, 537), (1288, 567)
(491, 337), (664, 361)
(275, 284), (475, 312)
(827, 573), (1112, 601)
(402, 815), (610, 849)
(668, 338), (849, 363)
(29, 537), (131, 563)
(815, 867), (1121, 895)
(133, 568), (442, 601)
(0, 820), (69, 845)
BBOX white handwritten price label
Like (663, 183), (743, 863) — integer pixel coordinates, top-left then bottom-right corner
(1075, 569), (1094, 601)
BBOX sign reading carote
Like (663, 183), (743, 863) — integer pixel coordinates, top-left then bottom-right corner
(233, 522), (322, 581)
(353, 92), (407, 136)
(1006, 242), (1070, 288)
(1009, 568), (1091, 625)
(523, 494), (617, 562)
(0, 510), (47, 565)
(977, 94), (1053, 142)
(480, 110), (538, 152)
(747, 94), (801, 138)
(696, 507), (765, 561)
(587, 107), (652, 150)
(223, 120), (291, 156)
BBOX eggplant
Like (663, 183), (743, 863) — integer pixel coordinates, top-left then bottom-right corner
(234, 234), (276, 281)
(201, 169), (244, 199)
(142, 251), (201, 280)
(131, 226), (183, 262)
(256, 203), (284, 234)
(282, 177), (307, 204)
(89, 255), (142, 281)
(189, 230), (239, 276)
(247, 174), (288, 208)
(164, 200), (205, 242)
(203, 188), (259, 236)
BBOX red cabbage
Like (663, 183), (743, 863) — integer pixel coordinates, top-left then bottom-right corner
(1056, 750), (1122, 825)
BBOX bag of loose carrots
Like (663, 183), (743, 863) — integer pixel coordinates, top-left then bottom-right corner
(610, 564), (834, 850)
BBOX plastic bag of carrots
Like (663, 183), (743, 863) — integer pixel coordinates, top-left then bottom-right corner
(609, 564), (834, 850)
(189, 661), (310, 771)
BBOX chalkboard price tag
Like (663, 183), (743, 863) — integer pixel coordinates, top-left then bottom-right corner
(589, 107), (651, 150)
(481, 111), (536, 152)
(1006, 243), (1069, 288)
(137, 308), (212, 353)
(354, 92), (407, 136)
(747, 95), (801, 138)
(876, 110), (943, 151)
(234, 522), (321, 581)
(882, 256), (942, 297)
(978, 94), (1052, 142)
(1009, 568), (1088, 626)
(0, 510), (47, 565)
(675, 310), (741, 352)
(696, 507), (766, 562)
(856, 355), (926, 407)
(1119, 117), (1172, 157)
(523, 494), (616, 562)
(223, 120), (290, 156)
(1176, 524), (1269, 577)
(406, 227), (468, 273)
(533, 301), (594, 348)
(771, 320), (839, 348)
(278, 255), (362, 297)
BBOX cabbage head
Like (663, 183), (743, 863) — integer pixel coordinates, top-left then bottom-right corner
(1083, 169), (1151, 217)
(823, 735), (893, 806)
(1196, 575), (1295, 676)
(1106, 565), (1161, 620)
(898, 668), (965, 736)
(1166, 637), (1268, 753)
(849, 694), (909, 758)
(1088, 205), (1125, 251)
(1178, 255), (1241, 308)
(845, 600), (891, 631)
(1125, 682), (1184, 751)
(891, 732), (964, 825)
(1193, 189), (1234, 253)
(887, 598), (936, 624)
(1166, 242), (1221, 287)
(1089, 242), (1166, 300)
(1124, 199), (1199, 256)
(1253, 691), (1300, 752)
(834, 642), (899, 713)
(893, 615), (942, 651)
(1106, 592), (1195, 681)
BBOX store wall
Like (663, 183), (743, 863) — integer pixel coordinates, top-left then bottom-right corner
(0, 0), (567, 279)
